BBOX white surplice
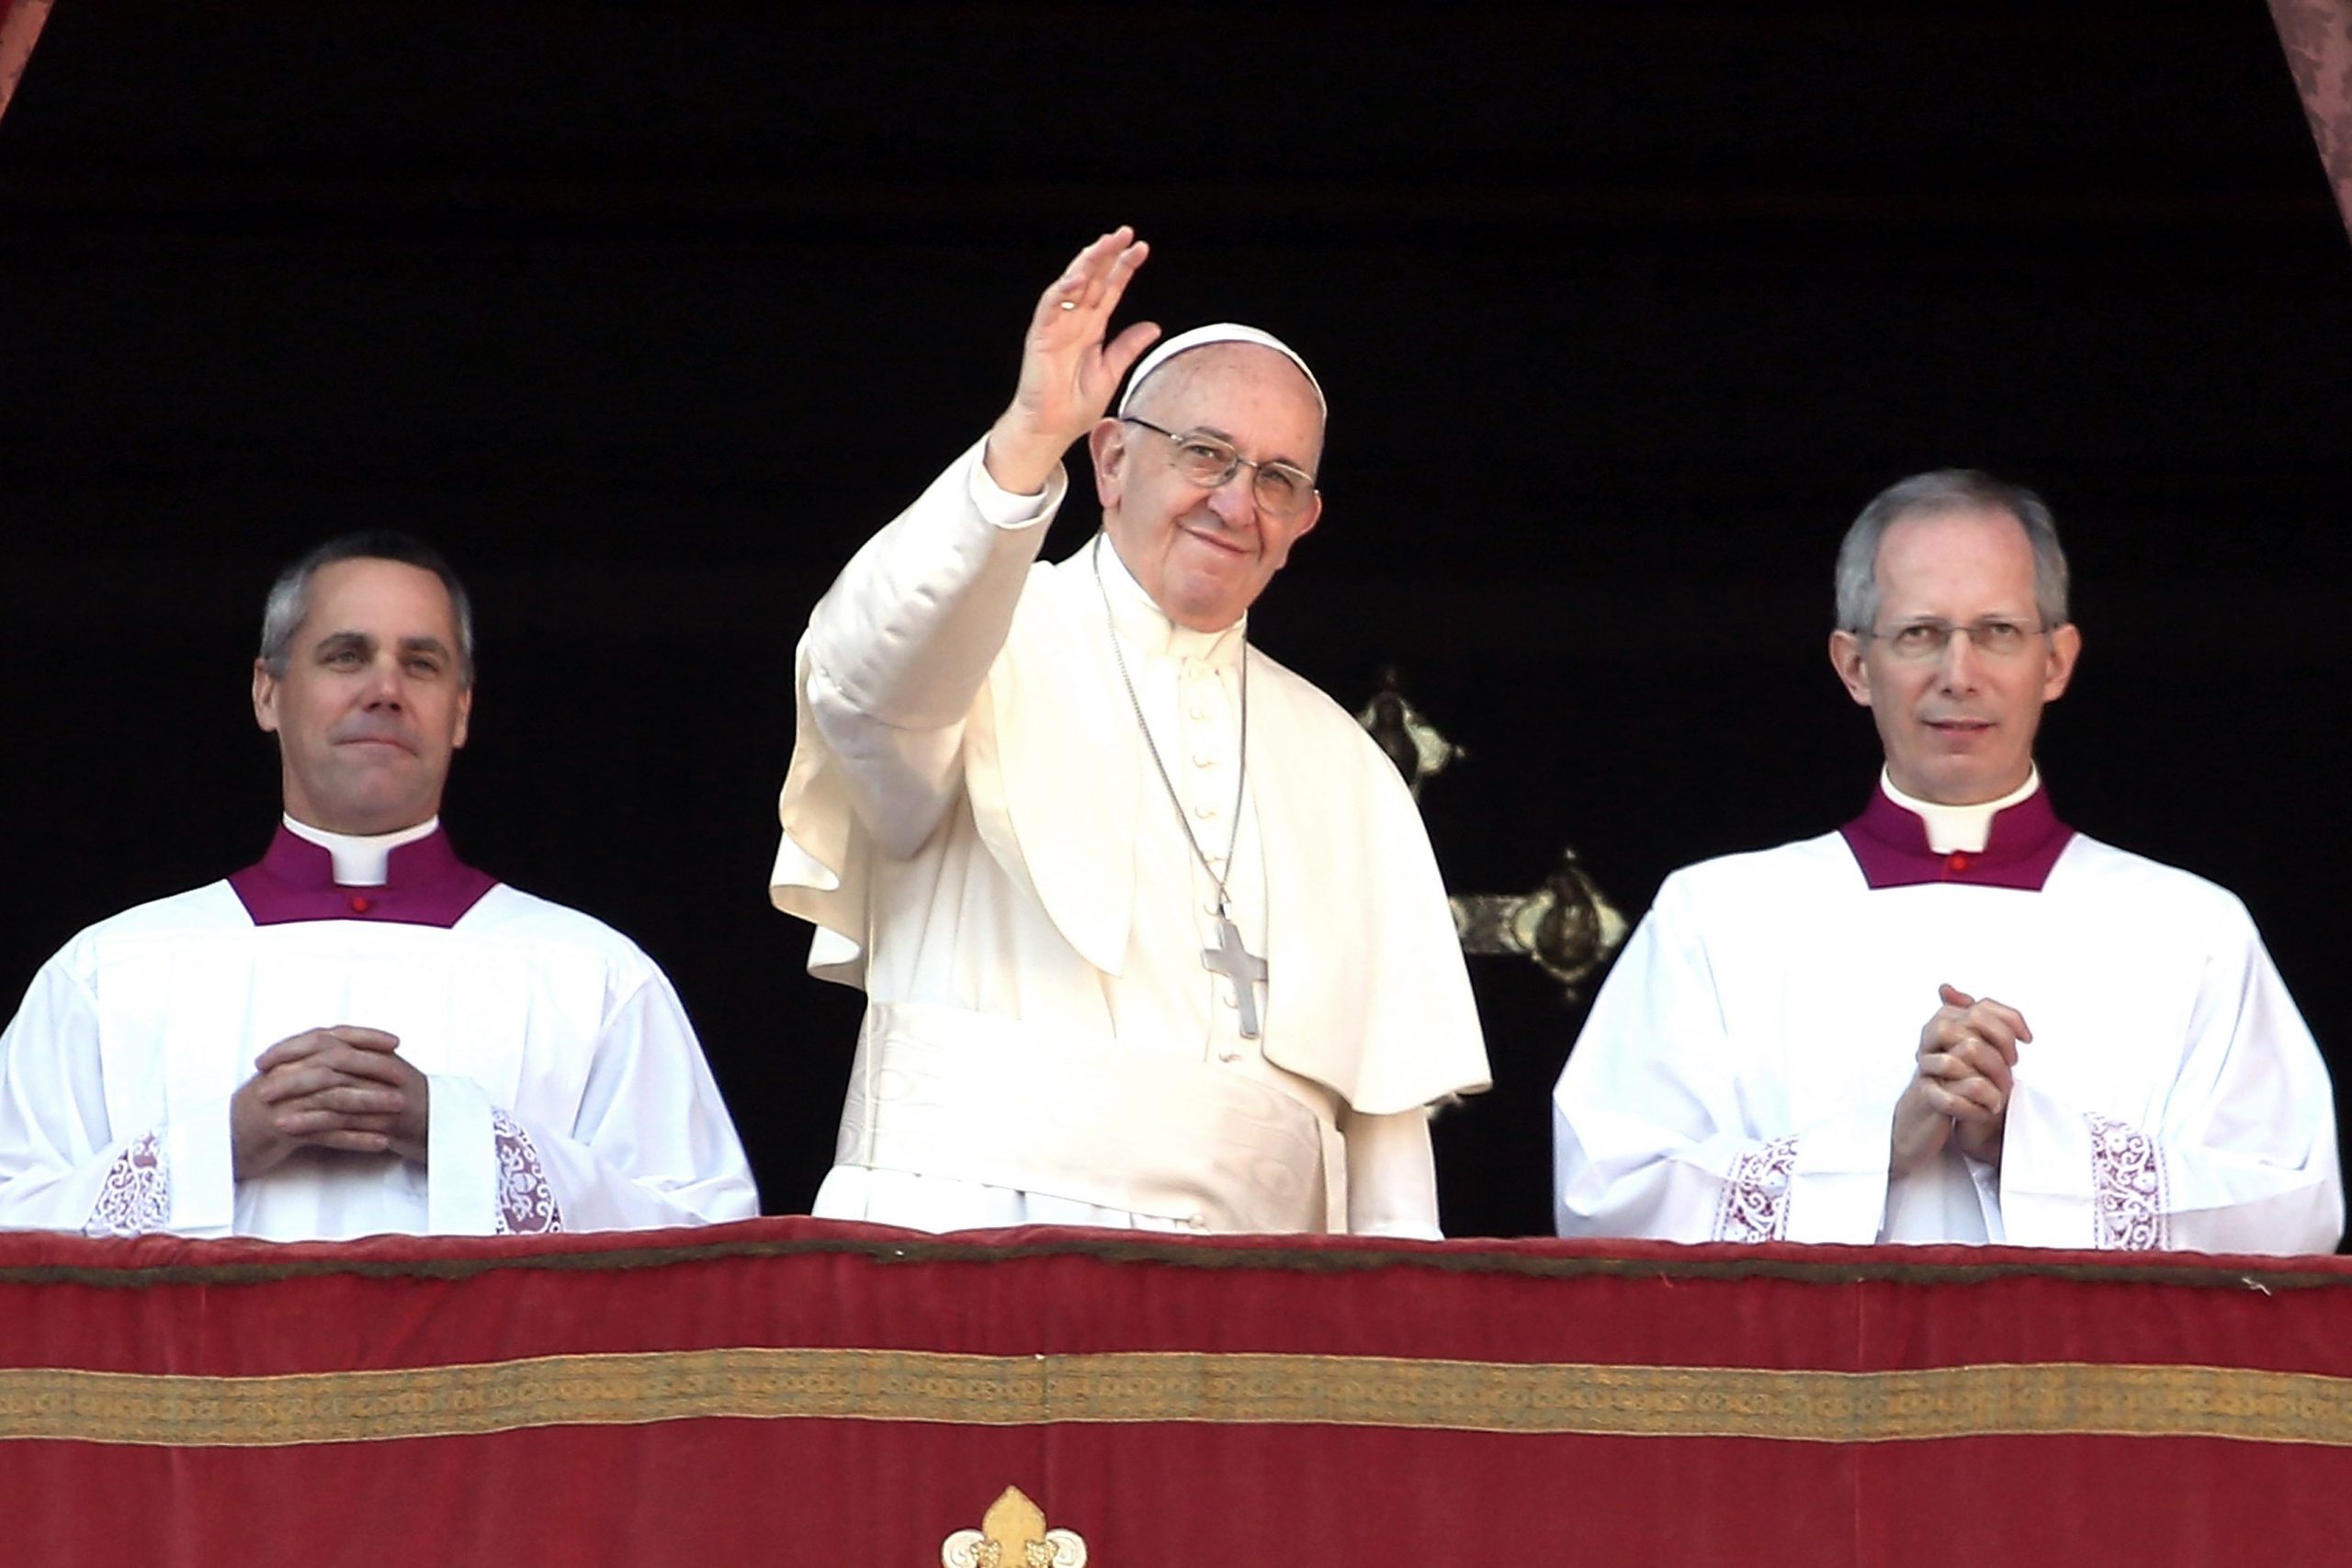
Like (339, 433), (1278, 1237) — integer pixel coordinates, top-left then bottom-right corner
(1553, 789), (2342, 1254)
(771, 442), (1490, 1237)
(0, 857), (757, 1241)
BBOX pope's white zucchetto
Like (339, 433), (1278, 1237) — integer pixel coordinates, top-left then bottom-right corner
(1115, 323), (1327, 421)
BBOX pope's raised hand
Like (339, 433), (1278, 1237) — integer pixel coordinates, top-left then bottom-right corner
(982, 226), (1159, 497)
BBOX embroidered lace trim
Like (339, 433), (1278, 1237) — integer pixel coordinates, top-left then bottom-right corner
(2087, 1112), (2167, 1250)
(85, 1130), (169, 1236)
(1713, 1136), (1797, 1243)
(492, 1110), (562, 1235)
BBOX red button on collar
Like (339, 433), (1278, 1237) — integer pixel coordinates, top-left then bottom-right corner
(348, 895), (374, 914)
(1945, 852), (1971, 874)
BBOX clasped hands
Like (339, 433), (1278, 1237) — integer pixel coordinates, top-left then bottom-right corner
(230, 1025), (429, 1179)
(1889, 983), (2030, 1176)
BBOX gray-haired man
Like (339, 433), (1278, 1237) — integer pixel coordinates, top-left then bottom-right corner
(1554, 471), (2339, 1253)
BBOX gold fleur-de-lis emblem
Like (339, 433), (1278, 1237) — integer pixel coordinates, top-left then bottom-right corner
(942, 1486), (1088, 1568)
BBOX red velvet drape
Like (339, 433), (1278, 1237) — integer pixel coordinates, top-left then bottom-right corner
(3, 1221), (2350, 1566)
(0, 0), (53, 127)
(2271, 0), (2352, 245)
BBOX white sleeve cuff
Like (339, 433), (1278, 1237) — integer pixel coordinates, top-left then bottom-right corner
(1341, 1107), (1441, 1238)
(424, 1073), (499, 1235)
(1997, 1076), (2101, 1247)
(164, 1096), (237, 1236)
(1785, 1100), (1896, 1244)
(967, 443), (1068, 528)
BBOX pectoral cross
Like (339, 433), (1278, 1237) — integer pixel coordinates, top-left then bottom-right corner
(1202, 907), (1269, 1039)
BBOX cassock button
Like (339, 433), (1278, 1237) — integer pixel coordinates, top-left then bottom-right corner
(347, 895), (373, 914)
(1194, 801), (1217, 818)
(1946, 852), (1971, 874)
(1217, 1048), (1240, 1064)
(1191, 750), (1213, 768)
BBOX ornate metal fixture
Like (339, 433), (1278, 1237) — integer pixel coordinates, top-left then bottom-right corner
(1358, 670), (1627, 999)
(1356, 670), (1465, 804)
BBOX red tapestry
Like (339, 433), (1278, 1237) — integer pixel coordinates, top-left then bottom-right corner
(2271, 0), (2352, 244)
(0, 0), (53, 127)
(2, 1221), (2348, 1566)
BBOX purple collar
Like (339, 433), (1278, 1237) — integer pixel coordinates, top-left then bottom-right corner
(1838, 784), (2075, 892)
(228, 825), (499, 928)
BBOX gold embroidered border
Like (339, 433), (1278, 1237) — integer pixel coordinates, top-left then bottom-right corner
(2, 1349), (2347, 1449)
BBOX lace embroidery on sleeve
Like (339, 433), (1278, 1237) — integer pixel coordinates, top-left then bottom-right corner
(85, 1131), (169, 1236)
(1712, 1136), (1796, 1242)
(491, 1109), (562, 1235)
(2087, 1112), (2167, 1250)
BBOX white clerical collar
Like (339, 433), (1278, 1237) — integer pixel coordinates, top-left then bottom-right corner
(1092, 534), (1247, 666)
(281, 813), (442, 886)
(1879, 767), (2041, 855)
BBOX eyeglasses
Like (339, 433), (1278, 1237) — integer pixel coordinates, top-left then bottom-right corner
(1862, 616), (2051, 661)
(1120, 416), (1318, 520)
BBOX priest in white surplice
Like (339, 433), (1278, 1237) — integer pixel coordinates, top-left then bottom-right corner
(0, 533), (757, 1240)
(1554, 470), (2341, 1254)
(771, 228), (1489, 1236)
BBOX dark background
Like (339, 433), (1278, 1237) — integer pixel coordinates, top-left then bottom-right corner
(3, 3), (2346, 1238)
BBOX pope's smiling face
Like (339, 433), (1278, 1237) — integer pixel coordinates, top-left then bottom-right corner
(1088, 343), (1324, 633)
(252, 557), (472, 834)
(1829, 505), (2081, 806)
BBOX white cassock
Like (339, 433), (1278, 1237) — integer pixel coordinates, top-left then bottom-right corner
(1555, 776), (2342, 1254)
(770, 442), (1490, 1237)
(0, 821), (757, 1240)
